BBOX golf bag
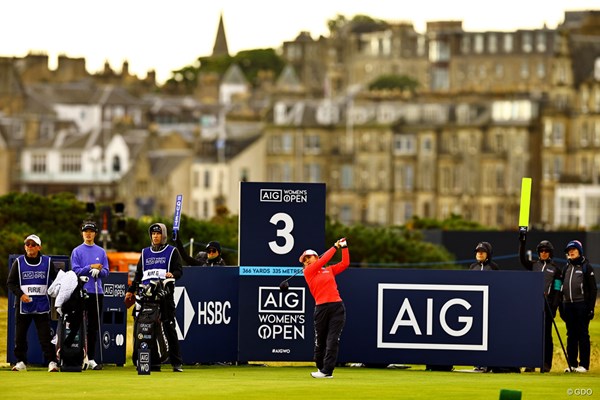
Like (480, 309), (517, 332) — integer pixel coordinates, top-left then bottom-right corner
(132, 279), (171, 370)
(56, 276), (88, 372)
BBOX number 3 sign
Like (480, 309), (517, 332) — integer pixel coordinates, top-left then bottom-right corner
(239, 182), (326, 266)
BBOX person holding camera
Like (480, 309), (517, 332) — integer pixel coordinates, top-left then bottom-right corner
(300, 238), (350, 379)
(125, 222), (184, 372)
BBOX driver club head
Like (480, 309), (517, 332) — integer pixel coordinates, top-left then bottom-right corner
(279, 281), (289, 292)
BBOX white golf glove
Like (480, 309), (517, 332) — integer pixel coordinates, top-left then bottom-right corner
(90, 268), (100, 278)
(56, 307), (62, 316)
(336, 238), (347, 248)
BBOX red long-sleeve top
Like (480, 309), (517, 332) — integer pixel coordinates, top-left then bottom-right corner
(303, 246), (350, 305)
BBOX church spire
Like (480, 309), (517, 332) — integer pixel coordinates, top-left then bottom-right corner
(212, 12), (230, 57)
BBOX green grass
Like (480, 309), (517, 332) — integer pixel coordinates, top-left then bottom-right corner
(1, 297), (599, 399)
(0, 364), (598, 399)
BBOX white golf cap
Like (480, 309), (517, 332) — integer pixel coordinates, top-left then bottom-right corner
(24, 234), (41, 246)
(299, 249), (318, 263)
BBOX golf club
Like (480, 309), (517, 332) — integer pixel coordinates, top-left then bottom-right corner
(279, 268), (303, 292)
(544, 295), (571, 372)
(94, 278), (104, 367)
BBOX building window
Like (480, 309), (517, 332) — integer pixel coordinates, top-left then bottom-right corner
(32, 154), (47, 173)
(341, 165), (353, 189)
(304, 135), (321, 153)
(282, 132), (293, 153)
(488, 34), (497, 53)
(429, 40), (450, 62)
(431, 67), (449, 91)
(202, 200), (209, 219)
(503, 34), (513, 52)
(204, 170), (211, 189)
(537, 62), (546, 79)
(536, 32), (547, 52)
(339, 205), (353, 226)
(393, 134), (416, 154)
(193, 171), (199, 188)
(60, 154), (81, 173)
(282, 163), (293, 182)
(495, 63), (504, 78)
(422, 137), (433, 154)
(522, 32), (533, 53)
(112, 155), (121, 173)
(461, 35), (471, 54)
(303, 163), (321, 182)
(520, 61), (530, 79)
(474, 34), (484, 54)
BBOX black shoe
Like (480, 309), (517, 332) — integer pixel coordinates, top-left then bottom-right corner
(173, 365), (183, 372)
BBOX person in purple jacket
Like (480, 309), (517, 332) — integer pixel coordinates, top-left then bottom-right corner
(70, 220), (109, 370)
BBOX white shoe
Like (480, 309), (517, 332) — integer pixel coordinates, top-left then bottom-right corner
(87, 359), (102, 370)
(12, 361), (26, 371)
(574, 366), (588, 373)
(311, 370), (333, 378)
(48, 361), (59, 372)
(350, 363), (365, 368)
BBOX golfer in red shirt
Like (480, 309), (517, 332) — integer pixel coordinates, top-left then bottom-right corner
(300, 238), (350, 378)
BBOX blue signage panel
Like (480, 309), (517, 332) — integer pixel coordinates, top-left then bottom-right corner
(239, 182), (326, 266)
(238, 266), (315, 361)
(99, 272), (128, 366)
(337, 269), (544, 367)
(175, 266), (239, 363)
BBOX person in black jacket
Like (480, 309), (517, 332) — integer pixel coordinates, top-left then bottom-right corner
(469, 242), (499, 271)
(518, 232), (562, 372)
(175, 235), (226, 266)
(560, 240), (597, 373)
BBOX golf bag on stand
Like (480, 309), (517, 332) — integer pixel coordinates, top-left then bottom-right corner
(132, 279), (172, 371)
(56, 276), (89, 372)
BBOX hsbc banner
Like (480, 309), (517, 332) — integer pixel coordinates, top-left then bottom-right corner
(239, 182), (326, 266)
(238, 266), (315, 361)
(175, 267), (239, 363)
(337, 269), (544, 367)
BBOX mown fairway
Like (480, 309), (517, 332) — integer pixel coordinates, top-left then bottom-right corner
(1, 297), (599, 399)
(0, 363), (599, 400)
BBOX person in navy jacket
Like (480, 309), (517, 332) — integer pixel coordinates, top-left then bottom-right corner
(126, 222), (184, 372)
(7, 234), (59, 372)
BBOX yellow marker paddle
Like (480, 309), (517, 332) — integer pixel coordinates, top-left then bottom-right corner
(519, 177), (532, 230)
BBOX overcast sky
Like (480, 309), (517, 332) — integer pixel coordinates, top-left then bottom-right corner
(1, 0), (598, 83)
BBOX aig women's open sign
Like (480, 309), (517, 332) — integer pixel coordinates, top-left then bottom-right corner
(239, 182), (326, 267)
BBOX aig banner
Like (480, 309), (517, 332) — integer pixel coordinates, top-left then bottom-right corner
(239, 182), (326, 266)
(337, 269), (544, 367)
